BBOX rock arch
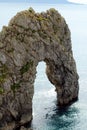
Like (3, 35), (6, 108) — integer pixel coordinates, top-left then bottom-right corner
(0, 8), (79, 130)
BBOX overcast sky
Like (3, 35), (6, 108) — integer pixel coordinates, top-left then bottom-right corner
(68, 0), (87, 4)
(0, 0), (87, 4)
(0, 0), (24, 2)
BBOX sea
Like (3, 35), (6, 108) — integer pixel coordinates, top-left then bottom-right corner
(0, 3), (87, 130)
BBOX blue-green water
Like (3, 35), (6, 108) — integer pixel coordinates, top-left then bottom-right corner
(33, 62), (87, 130)
(0, 3), (87, 130)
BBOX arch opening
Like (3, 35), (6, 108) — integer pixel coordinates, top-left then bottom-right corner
(32, 61), (56, 129)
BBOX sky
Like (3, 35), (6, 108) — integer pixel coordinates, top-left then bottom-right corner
(0, 0), (87, 4)
(0, 0), (25, 2)
(26, 0), (69, 4)
(68, 0), (87, 4)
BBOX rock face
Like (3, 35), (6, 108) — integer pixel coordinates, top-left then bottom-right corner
(0, 8), (79, 129)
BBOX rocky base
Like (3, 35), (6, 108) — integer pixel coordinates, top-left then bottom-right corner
(58, 96), (78, 107)
(0, 8), (79, 130)
(20, 127), (32, 130)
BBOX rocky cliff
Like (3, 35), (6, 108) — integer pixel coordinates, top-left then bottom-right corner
(0, 8), (79, 130)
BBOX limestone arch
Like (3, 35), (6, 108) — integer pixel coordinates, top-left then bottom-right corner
(0, 8), (79, 130)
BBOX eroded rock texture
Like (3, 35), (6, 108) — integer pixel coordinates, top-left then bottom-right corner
(0, 8), (79, 130)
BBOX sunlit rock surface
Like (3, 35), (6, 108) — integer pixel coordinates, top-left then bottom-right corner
(0, 8), (79, 130)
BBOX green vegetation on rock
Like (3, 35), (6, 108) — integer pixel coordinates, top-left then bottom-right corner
(7, 48), (14, 53)
(0, 74), (6, 83)
(37, 16), (48, 21)
(28, 7), (35, 13)
(37, 17), (48, 21)
(0, 64), (8, 94)
(0, 64), (8, 83)
(20, 60), (33, 75)
(11, 83), (20, 93)
(32, 30), (36, 33)
(0, 87), (4, 94)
